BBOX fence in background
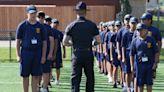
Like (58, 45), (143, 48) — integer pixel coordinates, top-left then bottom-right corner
(0, 31), (16, 62)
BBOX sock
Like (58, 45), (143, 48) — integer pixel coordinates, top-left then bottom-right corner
(124, 82), (127, 87)
(131, 81), (134, 88)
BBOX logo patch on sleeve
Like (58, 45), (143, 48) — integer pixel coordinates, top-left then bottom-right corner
(147, 31), (152, 36)
(36, 28), (40, 33)
(147, 42), (151, 48)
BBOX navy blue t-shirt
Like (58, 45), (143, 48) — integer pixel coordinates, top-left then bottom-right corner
(130, 36), (158, 65)
(105, 31), (112, 50)
(52, 29), (64, 56)
(100, 31), (106, 44)
(116, 27), (128, 44)
(110, 32), (117, 50)
(65, 17), (99, 49)
(132, 30), (139, 40)
(43, 24), (53, 54)
(121, 30), (134, 51)
(147, 26), (162, 43)
(16, 20), (47, 50)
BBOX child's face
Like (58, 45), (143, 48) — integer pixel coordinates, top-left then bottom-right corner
(108, 25), (114, 32)
(139, 29), (147, 37)
(124, 20), (130, 28)
(142, 19), (151, 26)
(115, 25), (121, 32)
(129, 22), (137, 30)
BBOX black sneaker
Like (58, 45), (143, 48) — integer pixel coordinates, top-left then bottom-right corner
(117, 81), (120, 85)
(48, 82), (52, 88)
(121, 83), (124, 88)
(47, 87), (49, 92)
(104, 72), (108, 75)
(113, 83), (117, 88)
(50, 76), (55, 82)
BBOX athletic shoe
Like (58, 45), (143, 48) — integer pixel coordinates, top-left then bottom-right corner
(113, 83), (117, 88)
(54, 80), (60, 85)
(42, 88), (48, 92)
(122, 87), (127, 92)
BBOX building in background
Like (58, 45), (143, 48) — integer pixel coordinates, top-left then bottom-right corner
(146, 0), (159, 10)
(0, 0), (161, 33)
(0, 0), (120, 32)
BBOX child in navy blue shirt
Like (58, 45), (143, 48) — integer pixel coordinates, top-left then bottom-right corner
(141, 12), (162, 79)
(51, 18), (66, 85)
(121, 17), (138, 92)
(130, 23), (159, 92)
(116, 14), (132, 90)
(37, 11), (55, 92)
(104, 21), (114, 83)
(16, 5), (47, 92)
(110, 20), (122, 88)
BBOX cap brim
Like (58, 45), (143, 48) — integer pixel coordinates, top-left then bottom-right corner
(137, 28), (142, 30)
(137, 27), (147, 31)
(124, 18), (130, 20)
(141, 16), (147, 20)
(130, 21), (137, 23)
(28, 10), (37, 14)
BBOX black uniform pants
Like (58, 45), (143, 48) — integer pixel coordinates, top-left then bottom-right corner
(71, 51), (95, 92)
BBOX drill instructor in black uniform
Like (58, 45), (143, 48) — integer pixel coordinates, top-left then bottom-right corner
(63, 1), (101, 92)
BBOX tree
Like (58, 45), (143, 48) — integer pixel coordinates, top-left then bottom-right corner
(116, 0), (132, 21)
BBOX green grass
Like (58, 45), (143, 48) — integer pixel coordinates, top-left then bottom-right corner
(0, 47), (16, 62)
(0, 48), (164, 92)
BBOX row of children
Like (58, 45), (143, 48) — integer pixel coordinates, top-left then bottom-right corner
(93, 13), (162, 92)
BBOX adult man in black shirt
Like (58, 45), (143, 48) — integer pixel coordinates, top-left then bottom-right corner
(63, 1), (101, 92)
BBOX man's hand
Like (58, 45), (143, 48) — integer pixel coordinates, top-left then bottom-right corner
(41, 57), (46, 64)
(17, 56), (21, 63)
(60, 63), (63, 68)
(131, 67), (134, 73)
(110, 57), (113, 63)
(152, 63), (158, 70)
(122, 57), (125, 63)
(47, 53), (53, 60)
(118, 54), (121, 61)
(53, 62), (56, 67)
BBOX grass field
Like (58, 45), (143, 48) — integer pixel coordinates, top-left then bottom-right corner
(0, 48), (164, 92)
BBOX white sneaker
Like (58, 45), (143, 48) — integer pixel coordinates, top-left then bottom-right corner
(42, 88), (48, 92)
(122, 87), (127, 92)
(54, 80), (60, 85)
(131, 88), (134, 92)
(108, 76), (113, 83)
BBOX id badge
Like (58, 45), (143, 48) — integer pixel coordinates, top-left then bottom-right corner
(31, 38), (37, 45)
(142, 57), (148, 62)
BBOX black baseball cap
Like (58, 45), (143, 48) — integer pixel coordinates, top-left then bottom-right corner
(45, 15), (52, 22)
(52, 19), (59, 24)
(37, 11), (45, 18)
(141, 12), (152, 20)
(136, 23), (147, 31)
(130, 17), (138, 23)
(74, 1), (89, 11)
